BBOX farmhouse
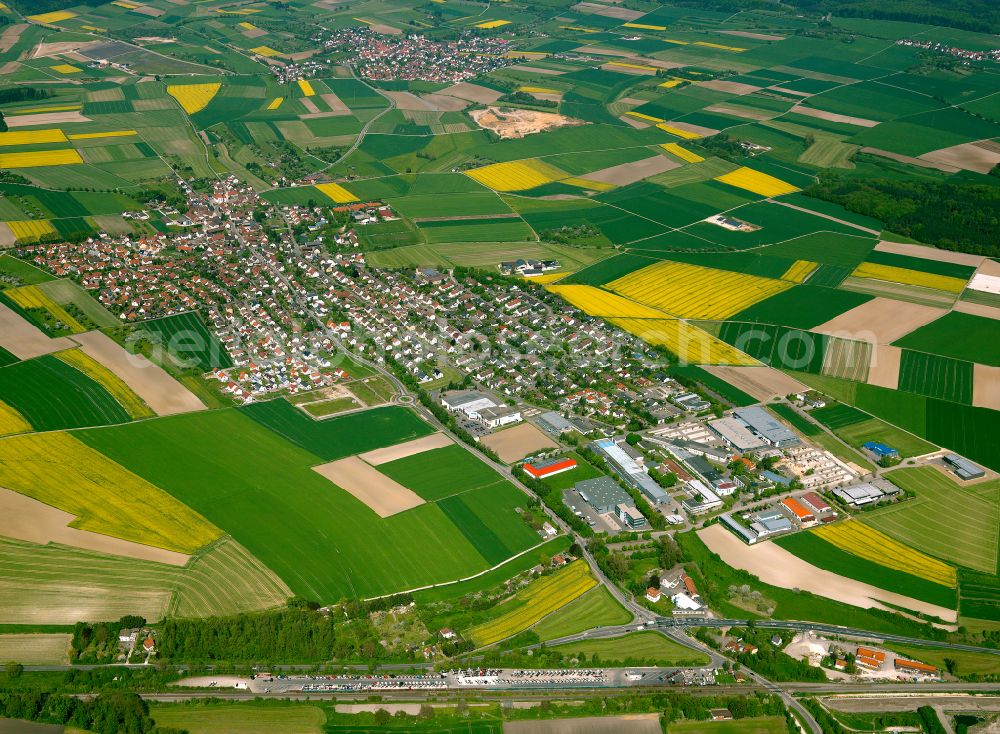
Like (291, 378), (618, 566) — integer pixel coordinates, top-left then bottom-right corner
(576, 476), (630, 513)
(645, 586), (662, 602)
(524, 456), (577, 479)
(943, 453), (985, 480)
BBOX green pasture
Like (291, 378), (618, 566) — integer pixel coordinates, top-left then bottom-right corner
(531, 586), (632, 641)
(547, 631), (710, 667)
(375, 444), (502, 501)
(893, 312), (1000, 368)
(138, 311), (233, 371)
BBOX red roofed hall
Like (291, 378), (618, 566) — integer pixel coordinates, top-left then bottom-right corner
(523, 457), (577, 479)
(781, 497), (816, 525)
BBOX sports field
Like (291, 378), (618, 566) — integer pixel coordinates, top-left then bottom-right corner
(864, 468), (999, 573)
(80, 408), (540, 601)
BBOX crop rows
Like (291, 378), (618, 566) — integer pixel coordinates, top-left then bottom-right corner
(56, 348), (153, 419)
(852, 261), (967, 294)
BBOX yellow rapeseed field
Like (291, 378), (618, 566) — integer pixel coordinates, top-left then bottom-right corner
(465, 159), (566, 191)
(715, 166), (798, 197)
(0, 432), (222, 553)
(657, 122), (701, 139)
(298, 79), (316, 97)
(518, 86), (559, 94)
(316, 182), (359, 204)
(111, 0), (140, 8)
(0, 149), (83, 168)
(547, 284), (669, 318)
(627, 111), (666, 123)
(67, 130), (137, 140)
(610, 317), (757, 365)
(56, 349), (154, 420)
(468, 560), (596, 646)
(658, 78), (684, 88)
(251, 45), (280, 57)
(851, 262), (967, 294)
(6, 220), (56, 242)
(27, 10), (76, 23)
(0, 401), (31, 437)
(167, 83), (221, 114)
(266, 97), (284, 110)
(524, 271), (568, 285)
(0, 129), (68, 146)
(6, 285), (85, 332)
(660, 142), (703, 163)
(476, 19), (510, 28)
(607, 261), (793, 320)
(239, 21), (257, 30)
(9, 105), (81, 115)
(814, 520), (956, 588)
(50, 64), (82, 74)
(623, 22), (667, 30)
(608, 61), (658, 72)
(694, 41), (745, 52)
(782, 260), (818, 283)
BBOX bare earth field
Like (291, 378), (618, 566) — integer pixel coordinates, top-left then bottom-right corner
(620, 114), (650, 129)
(706, 104), (774, 121)
(358, 432), (453, 465)
(312, 456), (424, 517)
(920, 140), (1000, 174)
(506, 714), (662, 734)
(438, 82), (503, 104)
(480, 422), (558, 463)
(813, 297), (946, 344)
(0, 487), (191, 565)
(320, 92), (349, 114)
(584, 155), (678, 185)
(698, 524), (958, 622)
(792, 105), (879, 127)
(0, 223), (16, 247)
(874, 240), (985, 267)
(383, 91), (434, 111)
(6, 111), (92, 127)
(721, 30), (786, 41)
(0, 633), (71, 664)
(701, 365), (807, 401)
(667, 120), (719, 137)
(0, 303), (76, 359)
(973, 363), (1000, 410)
(861, 147), (959, 172)
(0, 24), (26, 54)
(700, 79), (762, 95)
(824, 695), (1000, 714)
(71, 331), (206, 416)
(955, 300), (1000, 320)
(300, 97), (320, 114)
(573, 2), (644, 20)
(418, 93), (469, 112)
(867, 344), (903, 389)
(471, 107), (586, 139)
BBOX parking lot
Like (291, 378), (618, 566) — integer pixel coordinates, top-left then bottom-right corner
(562, 488), (622, 535)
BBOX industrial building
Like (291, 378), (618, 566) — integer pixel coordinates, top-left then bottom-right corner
(576, 476), (631, 514)
(682, 479), (722, 514)
(862, 441), (899, 462)
(709, 417), (766, 452)
(733, 407), (800, 448)
(536, 411), (574, 436)
(524, 456), (577, 480)
(781, 497), (816, 526)
(943, 453), (985, 480)
(477, 405), (522, 428)
(800, 491), (832, 516)
(441, 391), (496, 417)
(832, 482), (898, 507)
(617, 502), (647, 529)
(590, 438), (668, 504)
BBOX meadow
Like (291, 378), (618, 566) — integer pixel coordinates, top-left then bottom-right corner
(80, 408), (539, 602)
(374, 444), (505, 501)
(666, 717), (788, 734)
(865, 468), (999, 573)
(530, 586), (632, 641)
(893, 312), (1000, 368)
(959, 570), (1000, 622)
(152, 703), (326, 734)
(548, 631), (710, 667)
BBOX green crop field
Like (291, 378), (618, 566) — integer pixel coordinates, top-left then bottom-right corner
(530, 586), (632, 641)
(80, 408), (539, 602)
(893, 312), (1000, 368)
(959, 569), (1000, 622)
(897, 350), (973, 404)
(375, 444), (504, 501)
(0, 536), (288, 625)
(0, 355), (131, 431)
(241, 401), (432, 460)
(152, 703), (326, 734)
(732, 285), (871, 330)
(139, 311), (233, 371)
(0, 255), (55, 285)
(667, 717), (789, 734)
(548, 631), (710, 667)
(864, 468), (999, 573)
(774, 532), (956, 608)
(884, 643), (1000, 678)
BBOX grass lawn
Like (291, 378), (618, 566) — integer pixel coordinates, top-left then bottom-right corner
(667, 717), (788, 734)
(865, 468), (999, 573)
(347, 375), (396, 405)
(541, 451), (603, 492)
(531, 585), (632, 641)
(548, 631), (710, 667)
(302, 397), (360, 417)
(0, 254), (55, 285)
(885, 643), (1000, 677)
(151, 703), (326, 734)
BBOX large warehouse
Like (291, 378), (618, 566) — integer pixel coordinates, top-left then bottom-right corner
(576, 476), (631, 514)
(733, 407), (799, 448)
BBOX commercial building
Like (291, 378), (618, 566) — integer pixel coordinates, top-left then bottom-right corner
(536, 411), (574, 435)
(441, 391), (497, 419)
(524, 456), (578, 480)
(721, 513), (758, 544)
(733, 407), (799, 448)
(862, 441), (899, 462)
(617, 502), (647, 529)
(800, 491), (832, 515)
(750, 508), (794, 538)
(683, 479), (722, 514)
(478, 405), (522, 428)
(781, 497), (816, 526)
(833, 482), (898, 507)
(709, 417), (766, 452)
(591, 438), (668, 504)
(943, 453), (985, 480)
(895, 658), (938, 678)
(576, 476), (631, 514)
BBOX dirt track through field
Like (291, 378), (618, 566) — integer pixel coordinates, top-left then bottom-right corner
(313, 457), (424, 517)
(480, 422), (557, 463)
(813, 297), (946, 345)
(698, 524), (958, 622)
(0, 486), (191, 565)
(701, 365), (807, 401)
(0, 303), (76, 359)
(71, 331), (206, 416)
(358, 432), (453, 465)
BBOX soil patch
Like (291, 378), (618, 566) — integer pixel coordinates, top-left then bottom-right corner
(299, 97), (320, 114)
(701, 365), (807, 401)
(358, 432), (454, 465)
(860, 147), (958, 172)
(0, 24), (26, 54)
(312, 456), (424, 517)
(33, 40), (99, 58)
(973, 363), (1000, 410)
(920, 141), (1000, 174)
(0, 223), (16, 248)
(867, 344), (903, 389)
(584, 155), (678, 185)
(792, 105), (879, 128)
(471, 106), (586, 139)
(0, 303), (76, 359)
(666, 120), (719, 137)
(438, 82), (502, 104)
(720, 30), (786, 41)
(320, 92), (349, 114)
(505, 714), (662, 734)
(0, 486), (191, 565)
(70, 331), (206, 416)
(572, 2), (644, 20)
(698, 524), (957, 621)
(418, 93), (469, 112)
(954, 300), (1000, 320)
(6, 111), (92, 127)
(700, 79), (762, 95)
(874, 240), (984, 268)
(384, 90), (434, 111)
(706, 103), (773, 121)
(812, 297), (946, 345)
(479, 422), (557, 463)
(620, 114), (650, 129)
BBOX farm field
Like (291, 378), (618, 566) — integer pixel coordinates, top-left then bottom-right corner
(666, 718), (788, 734)
(79, 408), (540, 602)
(152, 703), (326, 734)
(0, 633), (71, 664)
(530, 586), (632, 641)
(547, 631), (710, 667)
(864, 468), (999, 573)
(138, 312), (233, 372)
